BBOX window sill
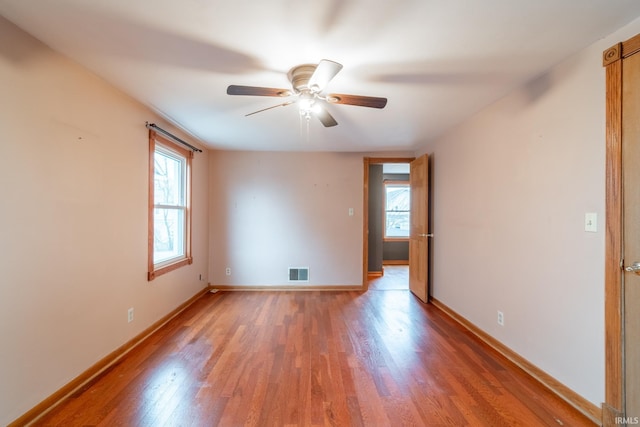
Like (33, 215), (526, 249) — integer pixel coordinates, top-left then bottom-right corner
(148, 256), (193, 281)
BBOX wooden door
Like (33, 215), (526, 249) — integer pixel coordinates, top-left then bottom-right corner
(605, 34), (640, 425)
(622, 48), (640, 421)
(409, 154), (429, 302)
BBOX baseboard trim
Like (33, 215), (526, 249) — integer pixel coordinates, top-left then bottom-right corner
(601, 402), (623, 427)
(430, 297), (602, 425)
(212, 284), (363, 292)
(10, 287), (210, 427)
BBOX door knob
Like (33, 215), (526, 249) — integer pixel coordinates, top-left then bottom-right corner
(418, 233), (434, 238)
(624, 262), (640, 273)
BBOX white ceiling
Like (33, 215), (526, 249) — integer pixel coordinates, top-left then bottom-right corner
(2, 0), (640, 152)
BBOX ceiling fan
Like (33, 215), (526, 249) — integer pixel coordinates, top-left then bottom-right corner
(226, 59), (387, 127)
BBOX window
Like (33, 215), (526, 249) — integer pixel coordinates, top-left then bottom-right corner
(384, 182), (410, 239)
(148, 131), (192, 280)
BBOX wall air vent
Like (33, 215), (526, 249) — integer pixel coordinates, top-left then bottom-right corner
(288, 267), (309, 282)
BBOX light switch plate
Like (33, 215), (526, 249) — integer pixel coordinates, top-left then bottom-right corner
(585, 213), (597, 232)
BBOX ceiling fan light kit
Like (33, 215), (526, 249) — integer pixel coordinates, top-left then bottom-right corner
(227, 59), (387, 128)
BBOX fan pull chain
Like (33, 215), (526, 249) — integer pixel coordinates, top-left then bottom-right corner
(299, 113), (311, 144)
(299, 114), (304, 139)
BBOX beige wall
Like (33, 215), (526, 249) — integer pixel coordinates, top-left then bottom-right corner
(0, 18), (209, 425)
(208, 150), (363, 287)
(421, 17), (640, 406)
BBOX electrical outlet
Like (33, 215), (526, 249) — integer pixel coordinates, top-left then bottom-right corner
(225, 267), (231, 276)
(497, 311), (504, 326)
(127, 307), (134, 323)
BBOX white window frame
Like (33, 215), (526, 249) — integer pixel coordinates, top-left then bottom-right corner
(383, 181), (410, 240)
(148, 130), (192, 280)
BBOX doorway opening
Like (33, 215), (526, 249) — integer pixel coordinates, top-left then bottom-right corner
(362, 157), (414, 290)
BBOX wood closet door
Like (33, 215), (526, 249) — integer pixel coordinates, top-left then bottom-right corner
(622, 45), (640, 420)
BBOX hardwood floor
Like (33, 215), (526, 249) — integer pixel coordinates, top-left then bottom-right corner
(368, 265), (409, 290)
(32, 290), (594, 426)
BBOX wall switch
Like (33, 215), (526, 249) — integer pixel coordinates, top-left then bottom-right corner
(348, 208), (354, 217)
(497, 311), (504, 326)
(127, 308), (134, 323)
(585, 213), (597, 232)
(225, 267), (231, 276)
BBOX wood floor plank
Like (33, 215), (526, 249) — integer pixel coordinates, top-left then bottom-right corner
(30, 289), (595, 426)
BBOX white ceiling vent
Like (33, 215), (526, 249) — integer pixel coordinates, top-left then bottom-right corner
(289, 267), (309, 282)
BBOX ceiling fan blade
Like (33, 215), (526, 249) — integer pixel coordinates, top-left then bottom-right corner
(245, 100), (295, 116)
(227, 85), (292, 97)
(327, 93), (387, 109)
(308, 60), (343, 92)
(315, 106), (338, 127)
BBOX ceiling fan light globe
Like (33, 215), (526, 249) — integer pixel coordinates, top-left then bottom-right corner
(299, 110), (312, 120)
(299, 98), (314, 111)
